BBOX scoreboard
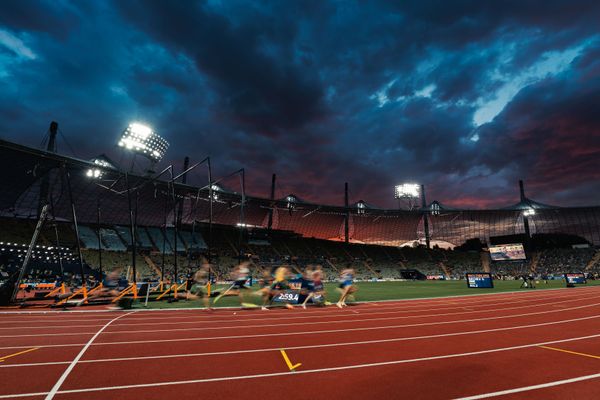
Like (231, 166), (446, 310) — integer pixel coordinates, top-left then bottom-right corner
(489, 244), (526, 261)
(565, 273), (586, 285)
(466, 273), (494, 288)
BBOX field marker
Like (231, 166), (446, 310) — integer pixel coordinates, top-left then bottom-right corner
(279, 349), (302, 371)
(0, 347), (38, 362)
(538, 345), (600, 360)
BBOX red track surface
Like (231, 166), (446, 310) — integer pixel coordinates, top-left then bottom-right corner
(1, 287), (600, 400)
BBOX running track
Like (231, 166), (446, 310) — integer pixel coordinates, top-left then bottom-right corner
(1, 287), (600, 400)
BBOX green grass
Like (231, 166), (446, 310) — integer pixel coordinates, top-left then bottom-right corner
(134, 279), (600, 309)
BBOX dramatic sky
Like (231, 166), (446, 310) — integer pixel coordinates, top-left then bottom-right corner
(1, 0), (599, 209)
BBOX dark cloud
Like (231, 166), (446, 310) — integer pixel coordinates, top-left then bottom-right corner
(0, 0), (598, 210)
(0, 0), (81, 38)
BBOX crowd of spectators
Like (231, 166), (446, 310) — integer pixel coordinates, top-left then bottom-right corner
(2, 220), (599, 287)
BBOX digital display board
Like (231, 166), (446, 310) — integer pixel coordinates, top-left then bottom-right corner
(565, 273), (586, 285)
(466, 273), (494, 288)
(272, 278), (304, 304)
(489, 244), (526, 261)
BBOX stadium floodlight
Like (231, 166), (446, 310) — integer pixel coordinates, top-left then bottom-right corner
(210, 184), (221, 201)
(286, 194), (298, 210)
(394, 183), (420, 199)
(118, 122), (169, 163)
(85, 168), (102, 179)
(523, 208), (536, 217)
(357, 200), (366, 214)
(85, 157), (114, 179)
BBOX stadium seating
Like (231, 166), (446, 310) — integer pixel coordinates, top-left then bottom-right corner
(99, 228), (127, 251)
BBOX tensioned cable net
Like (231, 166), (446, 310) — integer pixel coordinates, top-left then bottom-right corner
(1, 139), (599, 247)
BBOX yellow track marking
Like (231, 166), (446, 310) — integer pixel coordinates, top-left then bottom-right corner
(538, 345), (600, 360)
(0, 347), (39, 362)
(279, 349), (302, 371)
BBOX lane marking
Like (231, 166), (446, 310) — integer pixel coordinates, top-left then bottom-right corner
(279, 349), (302, 371)
(43, 311), (135, 400)
(3, 293), (599, 339)
(3, 314), (600, 368)
(2, 286), (597, 332)
(2, 302), (600, 351)
(0, 347), (38, 362)
(1, 289), (584, 328)
(538, 345), (600, 360)
(453, 372), (600, 399)
(2, 332), (600, 399)
(1, 285), (597, 315)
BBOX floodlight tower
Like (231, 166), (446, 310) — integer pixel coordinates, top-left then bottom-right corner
(118, 122), (169, 284)
(394, 183), (421, 210)
(118, 122), (169, 174)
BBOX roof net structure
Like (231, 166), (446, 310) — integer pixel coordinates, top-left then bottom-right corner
(1, 139), (599, 247)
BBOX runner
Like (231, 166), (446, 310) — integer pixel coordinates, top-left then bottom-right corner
(254, 268), (274, 310)
(337, 267), (357, 308)
(270, 265), (294, 309)
(183, 263), (212, 311)
(301, 266), (326, 309)
(213, 262), (252, 306)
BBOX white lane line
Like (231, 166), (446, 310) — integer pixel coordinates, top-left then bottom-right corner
(42, 311), (135, 400)
(0, 288), (588, 330)
(2, 332), (600, 399)
(453, 372), (600, 399)
(1, 302), (600, 352)
(2, 285), (597, 315)
(2, 314), (600, 369)
(2, 289), (583, 327)
(6, 286), (600, 328)
(3, 293), (599, 339)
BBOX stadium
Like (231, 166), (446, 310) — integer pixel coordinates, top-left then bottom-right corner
(0, 122), (599, 399)
(2, 1), (600, 399)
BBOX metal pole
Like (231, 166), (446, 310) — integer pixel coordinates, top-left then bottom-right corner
(53, 224), (65, 281)
(38, 122), (58, 217)
(125, 173), (137, 284)
(96, 199), (103, 278)
(344, 182), (349, 243)
(171, 179), (178, 284)
(161, 193), (168, 284)
(11, 205), (49, 302)
(48, 187), (66, 284)
(207, 158), (213, 265)
(267, 173), (276, 230)
(421, 184), (431, 249)
(238, 169), (246, 263)
(64, 166), (87, 289)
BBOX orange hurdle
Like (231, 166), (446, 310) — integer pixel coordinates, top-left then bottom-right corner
(112, 283), (138, 303)
(156, 282), (187, 300)
(57, 285), (88, 305)
(45, 283), (67, 298)
(86, 282), (104, 296)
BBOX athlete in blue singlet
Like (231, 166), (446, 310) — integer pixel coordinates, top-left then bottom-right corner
(337, 267), (357, 308)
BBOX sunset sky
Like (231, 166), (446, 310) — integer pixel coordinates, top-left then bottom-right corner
(1, 0), (599, 209)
